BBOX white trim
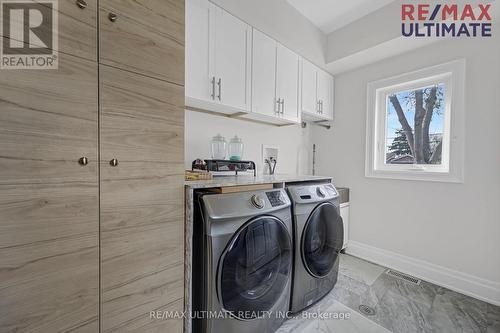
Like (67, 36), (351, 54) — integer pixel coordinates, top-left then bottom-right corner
(365, 59), (465, 183)
(346, 241), (500, 306)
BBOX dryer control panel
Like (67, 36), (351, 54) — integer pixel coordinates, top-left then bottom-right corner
(287, 183), (339, 204)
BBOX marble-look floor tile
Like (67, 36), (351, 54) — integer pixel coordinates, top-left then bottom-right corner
(372, 289), (433, 333)
(279, 254), (496, 333)
(339, 254), (386, 286)
(276, 300), (392, 333)
(336, 273), (370, 296)
(487, 303), (500, 333)
(427, 288), (488, 333)
(378, 274), (438, 308)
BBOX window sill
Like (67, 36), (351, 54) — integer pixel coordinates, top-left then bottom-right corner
(365, 169), (464, 183)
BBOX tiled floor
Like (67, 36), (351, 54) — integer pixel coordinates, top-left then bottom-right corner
(279, 254), (500, 333)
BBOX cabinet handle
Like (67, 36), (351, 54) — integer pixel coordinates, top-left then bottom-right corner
(211, 77), (215, 100)
(281, 99), (285, 114)
(321, 100), (324, 113)
(108, 12), (117, 22)
(78, 156), (89, 166)
(75, 0), (87, 9)
(317, 100), (320, 113)
(109, 158), (119, 167)
(276, 98), (281, 114)
(217, 78), (221, 101)
(276, 98), (283, 115)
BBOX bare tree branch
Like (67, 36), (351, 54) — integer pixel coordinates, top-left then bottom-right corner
(423, 87), (438, 163)
(414, 89), (426, 164)
(389, 95), (415, 157)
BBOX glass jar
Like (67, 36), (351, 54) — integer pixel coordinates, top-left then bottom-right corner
(210, 134), (227, 160)
(228, 135), (244, 161)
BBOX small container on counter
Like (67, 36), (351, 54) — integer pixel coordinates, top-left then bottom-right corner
(228, 135), (244, 161)
(210, 134), (227, 160)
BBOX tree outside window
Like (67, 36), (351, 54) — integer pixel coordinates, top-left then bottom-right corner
(386, 84), (445, 165)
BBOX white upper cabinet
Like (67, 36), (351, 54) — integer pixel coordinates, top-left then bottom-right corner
(248, 29), (300, 124)
(186, 0), (332, 124)
(186, 0), (210, 102)
(318, 70), (333, 120)
(276, 44), (300, 123)
(251, 29), (277, 117)
(301, 59), (318, 116)
(211, 5), (251, 112)
(317, 69), (334, 120)
(185, 0), (250, 114)
(301, 58), (334, 121)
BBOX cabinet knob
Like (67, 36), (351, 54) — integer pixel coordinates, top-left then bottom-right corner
(76, 0), (87, 9)
(78, 157), (89, 166)
(109, 158), (119, 167)
(108, 12), (117, 22)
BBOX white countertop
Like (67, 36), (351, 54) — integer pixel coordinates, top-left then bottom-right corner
(185, 174), (332, 189)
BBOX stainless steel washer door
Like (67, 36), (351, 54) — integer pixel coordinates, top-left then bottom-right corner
(301, 202), (343, 278)
(217, 216), (292, 320)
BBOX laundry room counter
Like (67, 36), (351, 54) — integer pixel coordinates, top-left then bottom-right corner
(185, 174), (333, 189)
(183, 174), (333, 333)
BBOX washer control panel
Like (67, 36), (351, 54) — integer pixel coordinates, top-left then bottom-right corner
(265, 190), (286, 207)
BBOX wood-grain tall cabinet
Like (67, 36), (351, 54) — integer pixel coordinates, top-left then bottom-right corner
(0, 0), (185, 332)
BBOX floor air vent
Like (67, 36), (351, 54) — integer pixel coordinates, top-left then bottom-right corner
(385, 269), (421, 285)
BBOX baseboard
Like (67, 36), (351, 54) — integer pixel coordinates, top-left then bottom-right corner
(345, 241), (500, 306)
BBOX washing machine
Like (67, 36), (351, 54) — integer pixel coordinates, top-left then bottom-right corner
(286, 183), (344, 313)
(193, 188), (293, 333)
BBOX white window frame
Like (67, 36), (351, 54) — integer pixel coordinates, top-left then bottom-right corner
(365, 59), (465, 183)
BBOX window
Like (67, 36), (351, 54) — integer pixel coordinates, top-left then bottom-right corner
(365, 60), (465, 182)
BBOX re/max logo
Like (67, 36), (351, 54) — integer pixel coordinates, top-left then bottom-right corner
(401, 4), (492, 37)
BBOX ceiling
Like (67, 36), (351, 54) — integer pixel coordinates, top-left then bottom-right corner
(287, 0), (395, 34)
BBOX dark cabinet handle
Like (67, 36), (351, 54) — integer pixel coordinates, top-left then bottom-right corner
(108, 13), (117, 22)
(109, 159), (118, 167)
(78, 157), (89, 166)
(76, 0), (87, 9)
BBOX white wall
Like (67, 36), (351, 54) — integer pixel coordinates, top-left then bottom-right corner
(313, 35), (500, 303)
(210, 0), (327, 68)
(185, 111), (313, 175)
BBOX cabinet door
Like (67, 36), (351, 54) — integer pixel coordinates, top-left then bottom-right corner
(0, 49), (99, 332)
(213, 5), (251, 111)
(0, 0), (97, 60)
(251, 29), (277, 117)
(99, 0), (184, 85)
(277, 44), (300, 122)
(100, 66), (184, 333)
(301, 58), (318, 115)
(318, 70), (334, 120)
(186, 0), (211, 102)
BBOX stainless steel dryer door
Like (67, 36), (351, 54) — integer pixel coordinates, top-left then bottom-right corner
(301, 202), (344, 278)
(217, 216), (292, 320)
